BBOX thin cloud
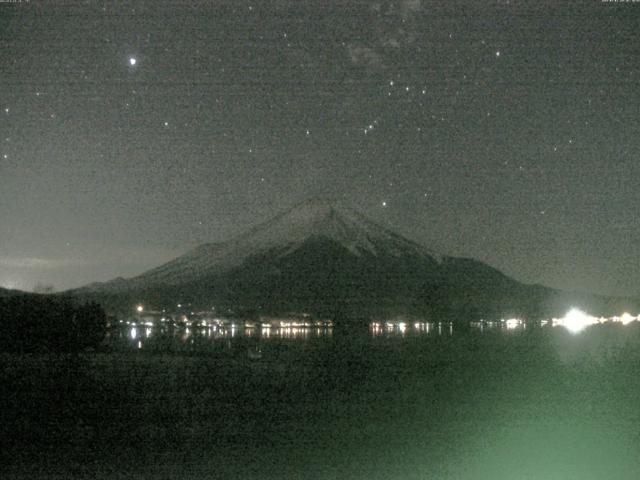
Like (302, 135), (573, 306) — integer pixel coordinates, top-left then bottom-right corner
(399, 0), (422, 20)
(0, 257), (75, 269)
(347, 44), (384, 68)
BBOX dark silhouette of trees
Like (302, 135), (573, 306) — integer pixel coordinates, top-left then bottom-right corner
(0, 296), (107, 353)
(33, 283), (56, 294)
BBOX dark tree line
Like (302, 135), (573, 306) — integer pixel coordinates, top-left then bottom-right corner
(0, 296), (107, 353)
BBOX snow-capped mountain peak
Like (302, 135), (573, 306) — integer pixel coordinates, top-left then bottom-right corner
(84, 199), (442, 289)
(239, 198), (435, 258)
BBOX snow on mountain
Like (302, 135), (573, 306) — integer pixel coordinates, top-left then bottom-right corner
(85, 199), (443, 290)
(236, 198), (440, 259)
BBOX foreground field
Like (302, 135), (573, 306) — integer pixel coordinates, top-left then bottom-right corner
(2, 326), (640, 479)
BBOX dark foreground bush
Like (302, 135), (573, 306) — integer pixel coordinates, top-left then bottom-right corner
(0, 296), (107, 353)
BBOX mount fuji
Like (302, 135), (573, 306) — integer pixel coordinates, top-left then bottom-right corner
(73, 199), (636, 320)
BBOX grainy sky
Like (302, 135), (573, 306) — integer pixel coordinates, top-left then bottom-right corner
(1, 0), (639, 296)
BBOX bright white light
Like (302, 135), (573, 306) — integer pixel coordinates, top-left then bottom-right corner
(556, 308), (599, 334)
(505, 318), (521, 330)
(130, 327), (138, 340)
(619, 312), (636, 325)
(129, 57), (137, 66)
(136, 305), (143, 313)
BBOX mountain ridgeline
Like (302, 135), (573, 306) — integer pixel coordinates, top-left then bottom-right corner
(73, 200), (638, 321)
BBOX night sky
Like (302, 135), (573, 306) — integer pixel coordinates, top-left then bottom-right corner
(1, 0), (639, 296)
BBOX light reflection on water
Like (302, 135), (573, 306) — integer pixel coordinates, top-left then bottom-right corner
(111, 322), (338, 351)
(112, 320), (514, 351)
(370, 321), (446, 337)
(108, 310), (640, 352)
(112, 320), (455, 351)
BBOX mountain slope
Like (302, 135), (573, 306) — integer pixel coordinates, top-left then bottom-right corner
(0, 287), (31, 298)
(83, 199), (442, 291)
(72, 199), (638, 319)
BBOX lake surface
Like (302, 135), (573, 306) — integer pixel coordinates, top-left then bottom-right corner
(106, 318), (544, 353)
(3, 321), (640, 479)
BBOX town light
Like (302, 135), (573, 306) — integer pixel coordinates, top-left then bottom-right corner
(619, 312), (636, 325)
(556, 308), (598, 334)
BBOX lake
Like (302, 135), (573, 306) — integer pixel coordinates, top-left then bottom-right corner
(2, 320), (640, 479)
